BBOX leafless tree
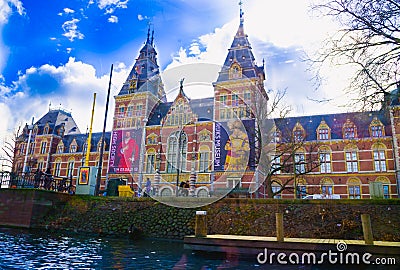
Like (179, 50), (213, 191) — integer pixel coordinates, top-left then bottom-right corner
(310, 0), (400, 109)
(0, 127), (21, 171)
(250, 88), (321, 198)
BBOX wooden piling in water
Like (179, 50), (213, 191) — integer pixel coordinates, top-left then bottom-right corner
(195, 211), (207, 237)
(276, 213), (284, 242)
(361, 214), (374, 245)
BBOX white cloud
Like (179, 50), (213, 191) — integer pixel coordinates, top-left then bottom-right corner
(97, 0), (128, 14)
(62, 18), (84, 41)
(0, 0), (24, 24)
(63, 7), (75, 14)
(0, 0), (24, 74)
(0, 58), (130, 136)
(165, 0), (355, 116)
(138, 14), (148, 21)
(108, 15), (118, 23)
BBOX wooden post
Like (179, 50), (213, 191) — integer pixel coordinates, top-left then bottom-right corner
(195, 211), (207, 237)
(361, 214), (374, 245)
(276, 213), (284, 242)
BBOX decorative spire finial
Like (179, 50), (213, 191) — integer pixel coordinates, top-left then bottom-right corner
(146, 22), (151, 43)
(180, 78), (185, 90)
(239, 0), (244, 24)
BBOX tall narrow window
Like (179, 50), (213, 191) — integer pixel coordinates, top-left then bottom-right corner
(343, 119), (356, 139)
(57, 144), (64, 154)
(67, 160), (74, 177)
(383, 185), (390, 199)
(146, 152), (156, 173)
(40, 142), (47, 154)
(346, 151), (358, 172)
(199, 151), (210, 172)
(373, 150), (386, 172)
(54, 161), (61, 176)
(166, 131), (187, 173)
(296, 185), (307, 199)
(271, 185), (281, 199)
(232, 94), (239, 106)
(271, 155), (281, 174)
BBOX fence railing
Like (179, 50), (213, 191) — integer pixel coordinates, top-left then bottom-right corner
(0, 171), (75, 194)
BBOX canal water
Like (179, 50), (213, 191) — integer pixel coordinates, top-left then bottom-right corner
(0, 228), (392, 269)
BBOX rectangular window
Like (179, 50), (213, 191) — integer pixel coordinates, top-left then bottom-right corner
(374, 150), (386, 172)
(67, 161), (74, 177)
(319, 153), (331, 173)
(271, 155), (281, 174)
(294, 129), (303, 142)
(232, 94), (239, 106)
(321, 185), (333, 195)
(296, 185), (307, 199)
(348, 185), (361, 199)
(37, 162), (44, 172)
(271, 186), (281, 199)
(318, 129), (329, 140)
(127, 106), (133, 117)
(244, 92), (251, 101)
(219, 109), (226, 120)
(146, 154), (156, 173)
(346, 152), (358, 172)
(227, 178), (240, 189)
(295, 153), (305, 174)
(54, 162), (61, 176)
(199, 152), (209, 172)
(70, 145), (77, 153)
(219, 95), (227, 104)
(40, 142), (47, 154)
(344, 127), (355, 139)
(371, 126), (383, 137)
(20, 144), (26, 155)
(383, 184), (390, 199)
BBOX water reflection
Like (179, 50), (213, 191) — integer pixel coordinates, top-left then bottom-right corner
(1, 228), (271, 269)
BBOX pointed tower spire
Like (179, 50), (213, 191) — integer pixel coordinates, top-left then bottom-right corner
(151, 29), (154, 46)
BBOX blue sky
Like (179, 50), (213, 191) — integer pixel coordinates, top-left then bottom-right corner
(0, 0), (351, 156)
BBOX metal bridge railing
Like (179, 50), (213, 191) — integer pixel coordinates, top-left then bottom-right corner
(0, 171), (75, 194)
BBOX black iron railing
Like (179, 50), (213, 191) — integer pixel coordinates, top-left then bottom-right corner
(0, 171), (75, 194)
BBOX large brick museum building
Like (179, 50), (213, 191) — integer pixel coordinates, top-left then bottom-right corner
(12, 8), (399, 199)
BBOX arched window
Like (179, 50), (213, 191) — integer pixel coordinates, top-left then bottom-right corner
(40, 141), (47, 154)
(375, 176), (390, 199)
(347, 177), (361, 199)
(166, 131), (187, 173)
(319, 146), (331, 173)
(320, 177), (334, 195)
(372, 143), (386, 172)
(344, 144), (358, 172)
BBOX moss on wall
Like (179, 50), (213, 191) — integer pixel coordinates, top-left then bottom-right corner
(39, 196), (400, 241)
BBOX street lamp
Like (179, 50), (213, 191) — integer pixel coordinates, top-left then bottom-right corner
(175, 128), (185, 197)
(22, 117), (34, 175)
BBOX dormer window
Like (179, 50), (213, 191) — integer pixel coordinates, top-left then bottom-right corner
(70, 144), (77, 153)
(370, 117), (384, 138)
(293, 122), (305, 142)
(57, 144), (64, 154)
(343, 119), (356, 139)
(229, 63), (242, 79)
(317, 120), (330, 140)
(44, 125), (49, 135)
(58, 125), (65, 137)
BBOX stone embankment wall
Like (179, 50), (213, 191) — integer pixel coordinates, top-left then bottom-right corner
(0, 189), (399, 241)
